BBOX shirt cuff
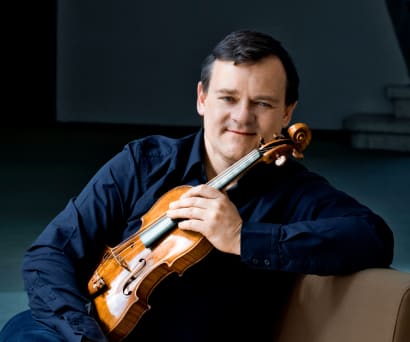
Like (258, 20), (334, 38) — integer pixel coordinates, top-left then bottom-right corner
(240, 221), (282, 270)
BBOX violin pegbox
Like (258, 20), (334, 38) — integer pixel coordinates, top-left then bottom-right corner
(259, 123), (312, 166)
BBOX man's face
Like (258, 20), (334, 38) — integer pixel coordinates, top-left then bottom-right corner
(197, 56), (296, 174)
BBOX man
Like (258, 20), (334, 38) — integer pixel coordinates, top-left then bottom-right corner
(0, 30), (393, 341)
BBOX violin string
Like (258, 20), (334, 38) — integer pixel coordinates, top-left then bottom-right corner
(207, 149), (261, 189)
(209, 138), (293, 189)
(110, 234), (146, 267)
(111, 230), (143, 254)
(120, 238), (145, 263)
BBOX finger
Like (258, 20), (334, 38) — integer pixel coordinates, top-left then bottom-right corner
(169, 196), (211, 210)
(180, 184), (222, 199)
(177, 219), (203, 232)
(167, 206), (206, 220)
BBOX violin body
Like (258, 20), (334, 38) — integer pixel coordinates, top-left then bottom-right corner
(87, 123), (312, 341)
(88, 185), (213, 341)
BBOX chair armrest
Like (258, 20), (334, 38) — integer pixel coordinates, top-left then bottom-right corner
(276, 268), (410, 342)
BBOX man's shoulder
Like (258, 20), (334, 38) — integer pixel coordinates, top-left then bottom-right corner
(125, 131), (199, 158)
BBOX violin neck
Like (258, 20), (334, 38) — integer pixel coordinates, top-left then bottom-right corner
(207, 149), (261, 190)
(138, 148), (262, 248)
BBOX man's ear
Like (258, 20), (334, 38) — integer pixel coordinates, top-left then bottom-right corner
(282, 101), (297, 127)
(196, 82), (206, 117)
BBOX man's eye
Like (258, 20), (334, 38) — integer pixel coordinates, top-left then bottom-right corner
(257, 102), (272, 108)
(220, 96), (235, 103)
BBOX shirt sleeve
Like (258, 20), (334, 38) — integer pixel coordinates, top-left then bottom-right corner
(240, 173), (394, 275)
(22, 146), (138, 341)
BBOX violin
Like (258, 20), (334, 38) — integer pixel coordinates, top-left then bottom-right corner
(87, 122), (312, 341)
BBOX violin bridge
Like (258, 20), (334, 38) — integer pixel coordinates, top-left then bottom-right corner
(111, 249), (131, 272)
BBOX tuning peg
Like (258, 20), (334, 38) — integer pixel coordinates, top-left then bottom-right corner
(275, 155), (287, 166)
(292, 150), (304, 159)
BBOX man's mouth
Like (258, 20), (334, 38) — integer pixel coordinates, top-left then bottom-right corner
(226, 129), (257, 136)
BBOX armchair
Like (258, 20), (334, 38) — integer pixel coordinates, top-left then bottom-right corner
(276, 268), (410, 342)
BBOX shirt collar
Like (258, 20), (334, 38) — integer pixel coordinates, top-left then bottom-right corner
(182, 128), (207, 184)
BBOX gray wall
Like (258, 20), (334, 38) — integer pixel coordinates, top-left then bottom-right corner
(57, 0), (409, 130)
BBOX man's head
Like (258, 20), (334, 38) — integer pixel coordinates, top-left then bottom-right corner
(200, 30), (299, 106)
(197, 30), (300, 177)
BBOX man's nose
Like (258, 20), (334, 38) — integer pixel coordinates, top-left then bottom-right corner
(232, 101), (254, 123)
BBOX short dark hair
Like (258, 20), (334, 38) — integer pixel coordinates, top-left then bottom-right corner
(200, 30), (299, 105)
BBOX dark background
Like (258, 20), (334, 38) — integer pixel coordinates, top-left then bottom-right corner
(4, 0), (409, 129)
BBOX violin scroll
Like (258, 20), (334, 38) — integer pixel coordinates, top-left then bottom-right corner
(259, 122), (311, 165)
(287, 122), (312, 159)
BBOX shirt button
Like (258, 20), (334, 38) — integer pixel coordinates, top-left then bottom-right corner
(252, 258), (259, 265)
(264, 259), (270, 266)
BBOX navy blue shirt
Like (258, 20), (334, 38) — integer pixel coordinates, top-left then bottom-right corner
(22, 129), (394, 341)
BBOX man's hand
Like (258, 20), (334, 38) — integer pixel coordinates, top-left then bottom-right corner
(166, 185), (242, 255)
